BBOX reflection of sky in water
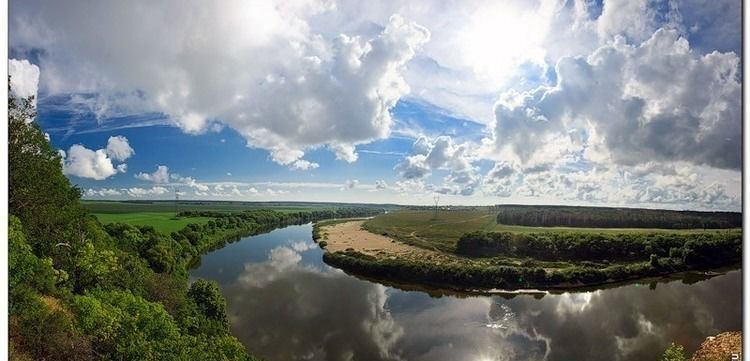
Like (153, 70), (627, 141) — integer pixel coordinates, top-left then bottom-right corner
(190, 224), (742, 361)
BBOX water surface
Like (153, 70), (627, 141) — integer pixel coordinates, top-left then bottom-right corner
(190, 223), (742, 361)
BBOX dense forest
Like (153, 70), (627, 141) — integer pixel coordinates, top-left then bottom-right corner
(456, 231), (741, 266)
(495, 205), (741, 229)
(7, 88), (380, 360)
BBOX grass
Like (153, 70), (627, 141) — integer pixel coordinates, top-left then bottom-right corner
(85, 201), (386, 234)
(92, 212), (213, 234)
(363, 209), (740, 253)
(362, 209), (498, 252)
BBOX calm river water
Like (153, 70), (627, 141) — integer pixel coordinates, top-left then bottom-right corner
(190, 223), (742, 361)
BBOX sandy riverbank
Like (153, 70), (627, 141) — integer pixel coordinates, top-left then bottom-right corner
(318, 220), (437, 258)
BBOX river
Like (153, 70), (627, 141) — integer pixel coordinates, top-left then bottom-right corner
(189, 223), (742, 361)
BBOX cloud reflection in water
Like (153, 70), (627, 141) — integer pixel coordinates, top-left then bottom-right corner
(207, 234), (741, 361)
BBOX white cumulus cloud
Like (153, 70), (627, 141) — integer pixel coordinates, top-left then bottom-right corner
(124, 186), (169, 197)
(135, 165), (170, 184)
(396, 135), (480, 195)
(8, 58), (40, 100)
(105, 135), (135, 161)
(84, 188), (122, 197)
(491, 28), (740, 170)
(61, 136), (132, 180)
(11, 1), (429, 167)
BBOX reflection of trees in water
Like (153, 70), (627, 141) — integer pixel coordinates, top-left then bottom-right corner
(217, 241), (741, 361)
(332, 262), (732, 298)
(222, 243), (404, 361)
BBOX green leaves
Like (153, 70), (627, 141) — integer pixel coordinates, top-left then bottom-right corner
(72, 242), (119, 291)
(8, 88), (255, 360)
(8, 216), (57, 298)
(73, 290), (181, 360)
(9, 94), (87, 258)
(72, 290), (254, 361)
(188, 279), (229, 325)
(660, 342), (687, 361)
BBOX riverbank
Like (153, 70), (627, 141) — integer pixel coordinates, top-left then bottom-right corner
(317, 220), (741, 291)
(317, 220), (437, 256)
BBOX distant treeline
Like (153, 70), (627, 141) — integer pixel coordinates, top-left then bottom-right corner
(456, 231), (741, 266)
(495, 205), (741, 229)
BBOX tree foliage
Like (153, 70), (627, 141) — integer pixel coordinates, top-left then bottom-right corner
(660, 343), (687, 361)
(8, 86), (259, 360)
(455, 230), (741, 266)
(8, 90), (91, 258)
(188, 279), (228, 324)
(495, 205), (741, 229)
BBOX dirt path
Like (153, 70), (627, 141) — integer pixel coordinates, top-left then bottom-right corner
(319, 220), (440, 258)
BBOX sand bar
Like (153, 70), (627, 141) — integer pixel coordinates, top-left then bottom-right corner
(319, 220), (438, 258)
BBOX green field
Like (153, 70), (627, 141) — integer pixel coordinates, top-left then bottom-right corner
(85, 200), (396, 234)
(92, 212), (213, 234)
(363, 209), (739, 253)
(85, 201), (329, 234)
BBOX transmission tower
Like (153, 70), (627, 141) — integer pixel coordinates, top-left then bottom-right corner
(174, 187), (180, 214)
(433, 195), (440, 219)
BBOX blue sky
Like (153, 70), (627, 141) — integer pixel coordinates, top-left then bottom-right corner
(9, 0), (742, 210)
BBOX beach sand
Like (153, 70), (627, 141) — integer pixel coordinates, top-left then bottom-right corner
(319, 220), (437, 258)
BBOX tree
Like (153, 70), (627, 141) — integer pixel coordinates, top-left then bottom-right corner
(8, 81), (90, 259)
(72, 290), (181, 360)
(8, 216), (57, 309)
(188, 279), (228, 324)
(145, 243), (176, 274)
(660, 342), (686, 361)
(8, 79), (254, 361)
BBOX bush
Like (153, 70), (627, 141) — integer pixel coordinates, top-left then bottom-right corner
(12, 295), (94, 361)
(72, 290), (181, 360)
(9, 216), (57, 298)
(660, 343), (686, 361)
(188, 280), (228, 325)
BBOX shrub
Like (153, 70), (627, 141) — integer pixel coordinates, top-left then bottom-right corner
(188, 280), (229, 325)
(660, 343), (686, 361)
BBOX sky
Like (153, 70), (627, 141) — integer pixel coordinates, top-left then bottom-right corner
(7, 0), (742, 211)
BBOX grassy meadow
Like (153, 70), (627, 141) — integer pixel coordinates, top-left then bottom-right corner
(363, 209), (740, 253)
(91, 212), (213, 234)
(85, 200), (394, 234)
